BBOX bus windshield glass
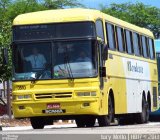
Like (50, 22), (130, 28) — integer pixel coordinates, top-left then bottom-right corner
(12, 40), (98, 80)
(13, 22), (96, 41)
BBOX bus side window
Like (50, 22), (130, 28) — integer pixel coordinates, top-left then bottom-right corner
(133, 32), (141, 56)
(141, 36), (149, 58)
(116, 26), (125, 52)
(95, 20), (104, 40)
(125, 30), (133, 54)
(148, 38), (155, 59)
(106, 23), (116, 50)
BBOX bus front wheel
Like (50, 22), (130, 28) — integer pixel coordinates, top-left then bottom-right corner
(85, 117), (96, 127)
(75, 118), (85, 127)
(75, 116), (95, 127)
(98, 96), (114, 127)
(30, 117), (45, 129)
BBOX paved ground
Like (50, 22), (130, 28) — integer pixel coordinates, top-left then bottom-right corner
(1, 122), (160, 134)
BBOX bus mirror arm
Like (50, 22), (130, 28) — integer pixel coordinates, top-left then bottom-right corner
(103, 44), (108, 60)
(100, 67), (106, 77)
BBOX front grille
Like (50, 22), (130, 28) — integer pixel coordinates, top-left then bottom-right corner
(35, 92), (72, 99)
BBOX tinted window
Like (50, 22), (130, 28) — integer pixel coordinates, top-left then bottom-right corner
(141, 36), (148, 58)
(133, 32), (141, 56)
(148, 38), (155, 59)
(125, 30), (133, 54)
(116, 27), (124, 52)
(106, 23), (116, 50)
(95, 20), (104, 39)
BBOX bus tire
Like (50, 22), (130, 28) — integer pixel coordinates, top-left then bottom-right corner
(118, 118), (127, 125)
(145, 101), (149, 123)
(85, 117), (96, 127)
(75, 118), (85, 127)
(136, 96), (147, 124)
(98, 96), (114, 126)
(30, 117), (45, 129)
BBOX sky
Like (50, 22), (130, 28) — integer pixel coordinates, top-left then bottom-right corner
(155, 40), (160, 52)
(79, 0), (160, 9)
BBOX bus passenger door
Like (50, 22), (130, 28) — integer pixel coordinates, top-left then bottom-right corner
(98, 42), (107, 89)
(95, 19), (107, 89)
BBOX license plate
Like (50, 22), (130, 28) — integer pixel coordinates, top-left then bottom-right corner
(43, 109), (65, 114)
(47, 103), (60, 109)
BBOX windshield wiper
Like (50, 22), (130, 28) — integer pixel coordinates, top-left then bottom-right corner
(32, 64), (51, 80)
(64, 46), (74, 81)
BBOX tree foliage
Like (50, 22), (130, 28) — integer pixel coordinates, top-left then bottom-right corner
(101, 2), (160, 39)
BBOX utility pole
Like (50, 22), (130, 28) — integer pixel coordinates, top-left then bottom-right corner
(7, 80), (12, 119)
(0, 78), (3, 130)
(3, 48), (12, 119)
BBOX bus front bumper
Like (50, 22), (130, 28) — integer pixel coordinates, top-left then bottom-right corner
(12, 98), (100, 118)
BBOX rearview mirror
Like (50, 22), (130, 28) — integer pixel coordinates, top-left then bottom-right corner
(103, 44), (108, 60)
(100, 67), (106, 77)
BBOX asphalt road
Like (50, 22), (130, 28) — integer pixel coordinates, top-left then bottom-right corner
(1, 122), (160, 134)
(1, 122), (160, 140)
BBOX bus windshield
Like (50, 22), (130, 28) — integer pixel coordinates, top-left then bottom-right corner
(12, 40), (98, 81)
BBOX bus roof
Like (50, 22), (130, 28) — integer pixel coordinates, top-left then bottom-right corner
(13, 8), (153, 38)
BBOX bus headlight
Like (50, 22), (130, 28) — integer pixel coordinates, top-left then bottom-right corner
(17, 95), (24, 99)
(17, 95), (31, 100)
(77, 92), (96, 96)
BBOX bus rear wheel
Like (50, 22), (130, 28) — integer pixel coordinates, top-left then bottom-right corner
(98, 96), (114, 127)
(136, 97), (148, 124)
(30, 117), (45, 129)
(145, 101), (149, 123)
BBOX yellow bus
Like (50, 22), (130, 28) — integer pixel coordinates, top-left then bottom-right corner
(11, 8), (158, 129)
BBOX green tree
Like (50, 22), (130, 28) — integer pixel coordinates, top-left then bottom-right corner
(44, 0), (82, 9)
(0, 20), (12, 80)
(0, 0), (12, 80)
(101, 2), (160, 39)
